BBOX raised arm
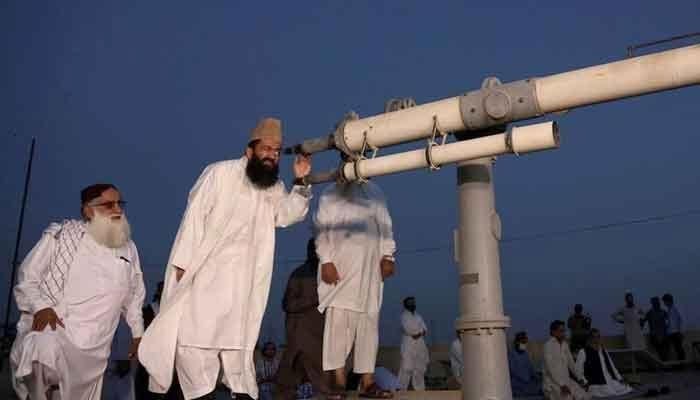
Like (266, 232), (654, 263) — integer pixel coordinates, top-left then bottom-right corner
(274, 182), (311, 228)
(275, 154), (312, 227)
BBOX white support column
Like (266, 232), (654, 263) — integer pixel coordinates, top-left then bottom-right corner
(455, 156), (512, 400)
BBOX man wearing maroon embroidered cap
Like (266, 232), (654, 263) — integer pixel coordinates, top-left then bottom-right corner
(140, 118), (313, 400)
(11, 183), (146, 400)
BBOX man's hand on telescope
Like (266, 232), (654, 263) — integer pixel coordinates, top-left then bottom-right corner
(380, 257), (395, 281)
(321, 262), (340, 285)
(293, 154), (312, 179)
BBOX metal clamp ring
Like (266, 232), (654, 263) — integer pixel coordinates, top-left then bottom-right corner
(425, 142), (441, 171)
(352, 159), (368, 183)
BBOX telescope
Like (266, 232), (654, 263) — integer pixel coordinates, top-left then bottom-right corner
(286, 44), (700, 184)
(285, 42), (700, 400)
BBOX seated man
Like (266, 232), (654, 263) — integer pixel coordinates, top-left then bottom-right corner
(543, 320), (591, 400)
(575, 329), (633, 398)
(256, 341), (280, 400)
(508, 331), (542, 397)
(10, 184), (145, 400)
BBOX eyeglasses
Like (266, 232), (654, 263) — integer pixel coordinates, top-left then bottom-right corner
(258, 144), (281, 157)
(88, 200), (127, 210)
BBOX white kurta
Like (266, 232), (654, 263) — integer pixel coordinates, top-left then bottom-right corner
(575, 348), (633, 398)
(11, 229), (145, 400)
(139, 157), (310, 396)
(611, 306), (646, 349)
(398, 311), (429, 390)
(314, 181), (396, 314)
(542, 338), (591, 400)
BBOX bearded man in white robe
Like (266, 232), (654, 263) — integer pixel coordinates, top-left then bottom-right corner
(397, 296), (429, 391)
(315, 179), (396, 400)
(138, 118), (312, 400)
(11, 183), (146, 400)
(543, 320), (592, 400)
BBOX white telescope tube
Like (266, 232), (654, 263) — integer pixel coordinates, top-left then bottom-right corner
(341, 121), (559, 182)
(341, 97), (464, 150)
(317, 44), (699, 155)
(536, 44), (700, 113)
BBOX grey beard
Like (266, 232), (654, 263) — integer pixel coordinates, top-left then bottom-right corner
(87, 212), (131, 248)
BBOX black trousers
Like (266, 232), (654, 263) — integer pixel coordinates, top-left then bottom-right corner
(650, 336), (669, 361)
(668, 332), (686, 360)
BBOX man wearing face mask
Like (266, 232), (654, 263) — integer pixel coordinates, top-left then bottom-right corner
(397, 297), (429, 391)
(508, 331), (542, 397)
(139, 118), (312, 400)
(10, 184), (146, 400)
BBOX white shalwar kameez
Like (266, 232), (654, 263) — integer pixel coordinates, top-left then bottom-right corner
(315, 181), (395, 373)
(11, 227), (145, 400)
(138, 157), (310, 400)
(611, 306), (646, 350)
(543, 338), (592, 400)
(575, 348), (633, 398)
(398, 310), (429, 390)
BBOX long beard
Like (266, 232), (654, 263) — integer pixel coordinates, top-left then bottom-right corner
(246, 154), (279, 189)
(87, 212), (131, 248)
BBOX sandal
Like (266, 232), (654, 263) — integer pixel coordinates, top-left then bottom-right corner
(359, 382), (393, 399)
(326, 392), (347, 400)
(326, 384), (347, 400)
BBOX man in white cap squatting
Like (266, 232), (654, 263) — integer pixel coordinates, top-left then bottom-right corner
(139, 118), (312, 400)
(11, 183), (145, 400)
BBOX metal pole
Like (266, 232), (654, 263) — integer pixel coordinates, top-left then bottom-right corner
(4, 137), (36, 336)
(455, 147), (512, 400)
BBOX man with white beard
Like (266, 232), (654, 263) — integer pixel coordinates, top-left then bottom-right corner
(138, 118), (312, 400)
(11, 183), (146, 400)
(315, 179), (396, 400)
(397, 297), (429, 391)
